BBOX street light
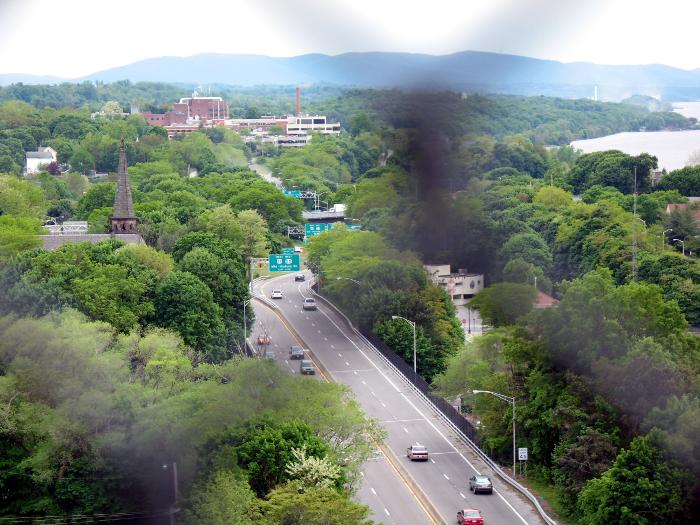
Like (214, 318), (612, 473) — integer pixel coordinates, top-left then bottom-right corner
(673, 238), (686, 256)
(471, 389), (516, 477)
(243, 299), (251, 354)
(391, 315), (417, 378)
(662, 228), (673, 250)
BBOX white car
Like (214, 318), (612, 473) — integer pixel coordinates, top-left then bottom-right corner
(270, 289), (283, 299)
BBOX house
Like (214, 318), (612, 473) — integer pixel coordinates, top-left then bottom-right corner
(424, 264), (484, 306)
(666, 203), (700, 226)
(25, 146), (57, 174)
(533, 290), (559, 309)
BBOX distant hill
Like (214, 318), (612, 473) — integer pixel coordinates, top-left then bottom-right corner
(4, 51), (700, 100)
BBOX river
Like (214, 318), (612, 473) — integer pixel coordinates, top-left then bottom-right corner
(570, 101), (700, 171)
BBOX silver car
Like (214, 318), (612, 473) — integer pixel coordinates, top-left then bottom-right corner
(469, 475), (493, 494)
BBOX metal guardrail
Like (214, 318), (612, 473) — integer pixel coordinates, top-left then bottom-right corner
(309, 282), (557, 525)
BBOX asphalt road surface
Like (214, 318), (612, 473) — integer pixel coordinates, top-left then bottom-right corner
(253, 272), (546, 525)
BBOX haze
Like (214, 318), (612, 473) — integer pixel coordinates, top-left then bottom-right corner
(2, 0), (700, 78)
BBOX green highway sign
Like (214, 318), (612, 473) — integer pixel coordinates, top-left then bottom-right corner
(284, 190), (302, 198)
(268, 253), (301, 272)
(305, 223), (333, 237)
(281, 247), (294, 254)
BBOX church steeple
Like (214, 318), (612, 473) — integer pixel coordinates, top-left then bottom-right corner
(110, 138), (138, 233)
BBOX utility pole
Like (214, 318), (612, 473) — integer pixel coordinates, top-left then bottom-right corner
(632, 167), (638, 281)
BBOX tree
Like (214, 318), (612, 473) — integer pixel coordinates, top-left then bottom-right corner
(470, 283), (536, 326)
(499, 232), (552, 271)
(284, 446), (342, 489)
(69, 146), (95, 174)
(154, 271), (226, 360)
(257, 485), (373, 525)
(101, 101), (123, 115)
(184, 470), (255, 525)
(0, 216), (43, 261)
(577, 433), (686, 525)
(237, 209), (269, 272)
(657, 165), (700, 196)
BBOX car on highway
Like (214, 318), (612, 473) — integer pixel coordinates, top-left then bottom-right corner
(270, 289), (283, 299)
(406, 444), (429, 461)
(289, 346), (305, 359)
(457, 509), (484, 525)
(294, 274), (306, 281)
(303, 297), (317, 310)
(300, 359), (316, 375)
(469, 475), (493, 494)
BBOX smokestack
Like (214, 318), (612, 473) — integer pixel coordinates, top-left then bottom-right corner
(295, 86), (301, 117)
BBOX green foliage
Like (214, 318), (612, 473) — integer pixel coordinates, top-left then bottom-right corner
(184, 470), (256, 525)
(256, 485), (373, 525)
(577, 433), (686, 525)
(470, 282), (537, 325)
(567, 150), (658, 194)
(0, 215), (43, 261)
(657, 165), (700, 196)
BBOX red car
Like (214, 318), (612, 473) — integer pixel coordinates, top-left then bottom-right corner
(457, 508), (484, 525)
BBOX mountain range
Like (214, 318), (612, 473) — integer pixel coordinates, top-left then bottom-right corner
(3, 51), (700, 100)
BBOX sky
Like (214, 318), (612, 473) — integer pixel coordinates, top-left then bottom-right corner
(2, 0), (700, 77)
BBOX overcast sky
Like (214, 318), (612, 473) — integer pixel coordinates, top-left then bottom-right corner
(2, 0), (699, 77)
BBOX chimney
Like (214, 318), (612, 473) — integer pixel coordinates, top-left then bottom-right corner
(295, 86), (301, 117)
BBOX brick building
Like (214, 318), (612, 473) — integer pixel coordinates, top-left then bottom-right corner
(142, 95), (228, 127)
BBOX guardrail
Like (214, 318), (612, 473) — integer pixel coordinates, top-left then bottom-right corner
(309, 281), (557, 525)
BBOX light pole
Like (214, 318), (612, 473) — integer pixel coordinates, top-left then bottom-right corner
(471, 389), (516, 477)
(392, 315), (417, 378)
(467, 306), (472, 334)
(673, 238), (686, 256)
(662, 229), (673, 250)
(243, 299), (251, 354)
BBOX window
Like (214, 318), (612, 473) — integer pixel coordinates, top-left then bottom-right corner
(313, 118), (325, 124)
(301, 119), (312, 124)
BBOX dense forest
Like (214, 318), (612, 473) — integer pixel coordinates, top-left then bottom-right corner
(1, 84), (700, 524)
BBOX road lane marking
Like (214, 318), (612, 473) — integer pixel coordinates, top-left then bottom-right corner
(371, 391), (376, 397)
(380, 418), (423, 423)
(431, 458), (436, 464)
(460, 492), (466, 499)
(354, 371), (358, 375)
(361, 380), (367, 385)
(402, 427), (408, 433)
(345, 361), (350, 366)
(370, 487), (376, 496)
(443, 473), (450, 481)
(330, 344), (335, 349)
(324, 336), (328, 341)
(381, 402), (386, 408)
(315, 303), (530, 525)
(384, 508), (390, 517)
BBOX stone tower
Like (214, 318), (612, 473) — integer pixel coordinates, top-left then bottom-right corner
(110, 139), (138, 234)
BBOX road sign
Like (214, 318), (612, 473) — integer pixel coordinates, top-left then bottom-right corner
(347, 224), (362, 230)
(268, 254), (300, 272)
(305, 223), (333, 237)
(281, 247), (294, 255)
(284, 190), (302, 198)
(518, 448), (528, 461)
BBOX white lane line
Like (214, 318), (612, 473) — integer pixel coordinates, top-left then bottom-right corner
(361, 380), (367, 385)
(311, 322), (316, 327)
(430, 458), (436, 464)
(305, 316), (310, 320)
(371, 391), (376, 397)
(370, 487), (376, 496)
(380, 418), (424, 423)
(443, 473), (450, 481)
(384, 508), (390, 517)
(324, 336), (328, 341)
(285, 360), (289, 364)
(381, 402), (386, 408)
(338, 353), (342, 357)
(345, 361), (350, 366)
(330, 344), (335, 349)
(360, 471), (364, 477)
(402, 427), (408, 433)
(460, 492), (466, 499)
(274, 343), (279, 347)
(315, 305), (531, 525)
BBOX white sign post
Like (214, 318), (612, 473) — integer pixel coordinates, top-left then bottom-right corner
(518, 447), (528, 461)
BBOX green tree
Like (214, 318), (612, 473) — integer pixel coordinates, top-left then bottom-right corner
(184, 470), (256, 525)
(155, 271), (226, 360)
(577, 433), (686, 525)
(471, 283), (537, 326)
(237, 209), (269, 273)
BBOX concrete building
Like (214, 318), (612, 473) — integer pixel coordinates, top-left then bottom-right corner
(25, 146), (57, 174)
(424, 264), (484, 306)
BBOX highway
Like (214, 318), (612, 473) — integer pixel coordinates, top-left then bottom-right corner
(252, 272), (546, 525)
(250, 292), (435, 525)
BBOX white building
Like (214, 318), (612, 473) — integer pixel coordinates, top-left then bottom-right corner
(424, 264), (484, 306)
(286, 115), (340, 135)
(25, 146), (57, 174)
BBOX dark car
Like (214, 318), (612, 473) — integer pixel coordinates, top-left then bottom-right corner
(294, 274), (306, 282)
(289, 346), (305, 359)
(457, 509), (484, 525)
(469, 475), (493, 494)
(300, 359), (316, 375)
(406, 444), (429, 461)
